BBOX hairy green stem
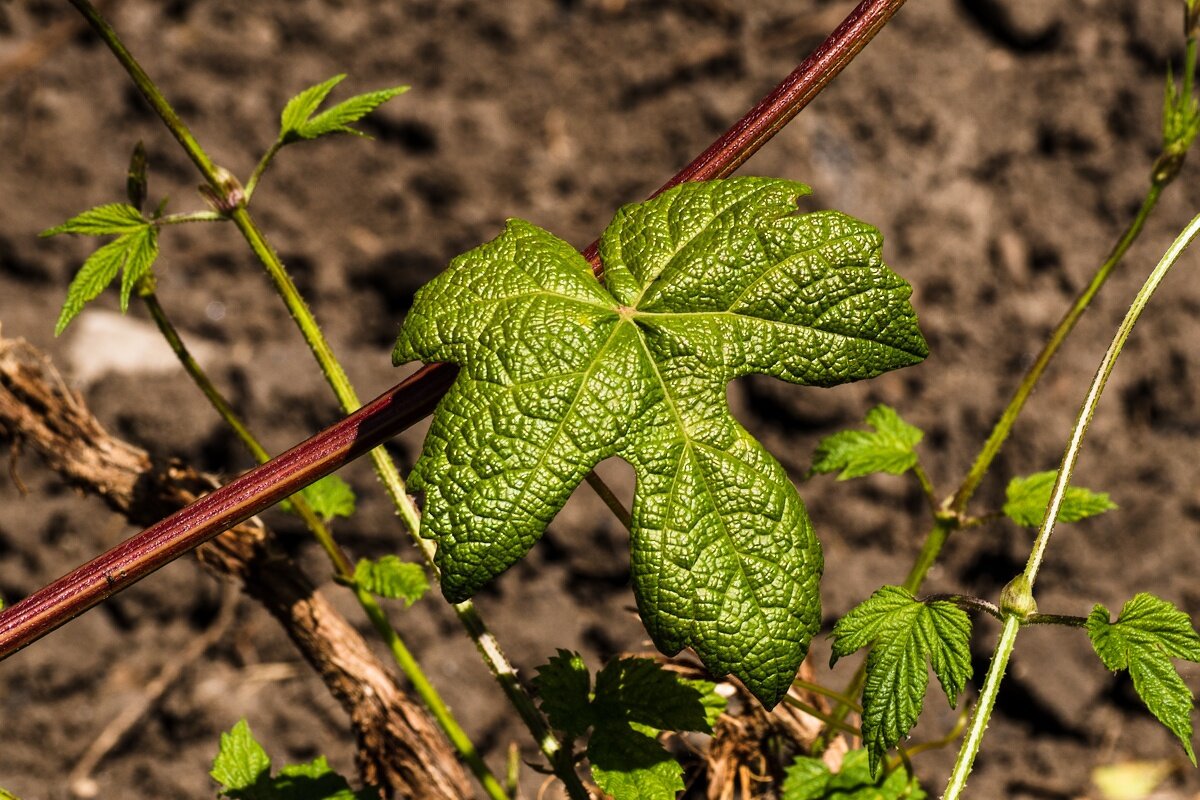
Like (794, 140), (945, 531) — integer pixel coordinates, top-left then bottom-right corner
(950, 182), (1166, 513)
(244, 141), (283, 203)
(942, 615), (1019, 799)
(141, 292), (505, 799)
(944, 211), (1200, 799)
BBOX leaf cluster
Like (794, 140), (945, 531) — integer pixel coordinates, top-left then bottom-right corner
(211, 720), (374, 800)
(533, 652), (725, 800)
(41, 204), (158, 334)
(783, 749), (925, 800)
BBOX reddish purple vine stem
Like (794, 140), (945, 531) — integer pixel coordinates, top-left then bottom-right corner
(0, 0), (906, 662)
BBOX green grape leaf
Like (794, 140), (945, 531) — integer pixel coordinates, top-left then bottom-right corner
(280, 74), (409, 144)
(810, 404), (923, 480)
(211, 719), (271, 795)
(1087, 593), (1200, 764)
(353, 555), (429, 606)
(535, 654), (724, 800)
(394, 177), (928, 706)
(533, 649), (594, 740)
(1003, 471), (1117, 528)
(40, 203), (147, 236)
(783, 749), (926, 800)
(300, 474), (357, 521)
(830, 586), (972, 776)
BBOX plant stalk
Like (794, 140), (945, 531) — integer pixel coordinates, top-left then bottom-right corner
(943, 210), (1200, 799)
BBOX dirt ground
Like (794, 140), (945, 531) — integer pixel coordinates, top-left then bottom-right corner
(2, 0), (1200, 798)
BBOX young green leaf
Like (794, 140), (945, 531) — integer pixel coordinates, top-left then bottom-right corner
(40, 203), (147, 236)
(0, 788), (21, 800)
(533, 649), (594, 740)
(830, 586), (972, 776)
(279, 74), (409, 144)
(353, 555), (428, 606)
(534, 653), (726, 800)
(810, 404), (923, 480)
(783, 749), (926, 800)
(53, 227), (147, 335)
(394, 177), (928, 706)
(211, 720), (373, 800)
(44, 203), (160, 334)
(1087, 593), (1200, 764)
(1003, 471), (1117, 528)
(300, 474), (357, 521)
(211, 719), (271, 794)
(116, 225), (158, 312)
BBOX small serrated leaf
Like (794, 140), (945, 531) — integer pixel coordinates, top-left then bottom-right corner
(830, 586), (972, 776)
(273, 756), (372, 800)
(588, 722), (683, 800)
(594, 657), (722, 733)
(279, 74), (408, 143)
(211, 719), (271, 793)
(280, 75), (346, 138)
(41, 203), (147, 237)
(784, 749), (926, 800)
(118, 225), (159, 312)
(299, 474), (357, 521)
(353, 556), (428, 606)
(298, 86), (409, 140)
(810, 405), (924, 480)
(1087, 594), (1200, 763)
(55, 235), (135, 335)
(1003, 471), (1117, 528)
(533, 649), (593, 740)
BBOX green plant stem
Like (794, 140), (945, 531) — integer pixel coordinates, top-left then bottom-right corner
(66, 3), (570, 794)
(791, 677), (863, 713)
(900, 708), (969, 759)
(782, 695), (862, 737)
(354, 585), (508, 800)
(141, 292), (506, 799)
(244, 141), (282, 202)
(943, 211), (1200, 800)
(950, 182), (1165, 513)
(912, 463), (937, 509)
(942, 614), (1018, 800)
(584, 471), (632, 531)
(155, 211), (225, 225)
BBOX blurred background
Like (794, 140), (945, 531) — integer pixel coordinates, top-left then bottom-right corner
(1, 0), (1199, 797)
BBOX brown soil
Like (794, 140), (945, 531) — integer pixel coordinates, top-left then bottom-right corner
(2, 1), (1200, 798)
